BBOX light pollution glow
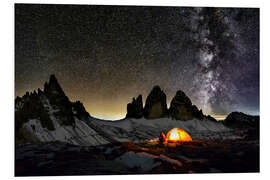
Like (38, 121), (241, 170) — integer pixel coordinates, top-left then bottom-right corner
(85, 98), (228, 121)
(16, 83), (254, 121)
(16, 85), (242, 121)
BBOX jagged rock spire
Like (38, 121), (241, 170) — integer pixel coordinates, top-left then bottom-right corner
(169, 90), (204, 120)
(143, 85), (168, 119)
(125, 86), (206, 120)
(15, 74), (92, 143)
(44, 74), (66, 96)
(126, 94), (143, 118)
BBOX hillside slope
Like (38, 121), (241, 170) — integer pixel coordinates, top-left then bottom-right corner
(91, 117), (240, 142)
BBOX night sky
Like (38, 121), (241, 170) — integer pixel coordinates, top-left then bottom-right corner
(15, 4), (259, 120)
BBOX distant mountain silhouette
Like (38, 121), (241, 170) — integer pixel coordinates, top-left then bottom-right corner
(126, 86), (210, 121)
(223, 112), (259, 129)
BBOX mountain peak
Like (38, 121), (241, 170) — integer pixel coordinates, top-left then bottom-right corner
(144, 85), (168, 119)
(49, 74), (59, 85)
(223, 111), (259, 129)
(126, 94), (144, 119)
(171, 90), (192, 107)
(44, 74), (65, 96)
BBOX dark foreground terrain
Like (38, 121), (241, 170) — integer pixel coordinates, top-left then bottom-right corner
(15, 139), (259, 176)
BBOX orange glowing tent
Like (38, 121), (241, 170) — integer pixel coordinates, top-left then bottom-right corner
(165, 128), (192, 143)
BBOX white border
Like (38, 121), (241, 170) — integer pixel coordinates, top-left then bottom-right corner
(11, 0), (261, 7)
(1, 0), (269, 179)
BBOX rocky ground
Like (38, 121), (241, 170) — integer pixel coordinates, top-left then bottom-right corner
(15, 138), (259, 176)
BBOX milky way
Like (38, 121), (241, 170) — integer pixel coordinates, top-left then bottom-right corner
(15, 4), (259, 120)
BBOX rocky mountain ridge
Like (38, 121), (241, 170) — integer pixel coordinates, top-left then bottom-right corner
(125, 86), (259, 132)
(126, 86), (209, 121)
(223, 112), (259, 129)
(15, 75), (108, 145)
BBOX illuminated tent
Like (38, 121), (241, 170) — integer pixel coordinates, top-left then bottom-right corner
(165, 128), (192, 143)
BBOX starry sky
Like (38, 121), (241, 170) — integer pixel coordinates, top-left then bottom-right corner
(15, 4), (259, 120)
